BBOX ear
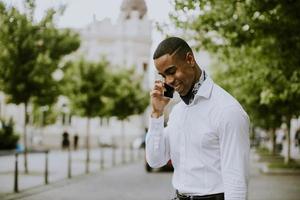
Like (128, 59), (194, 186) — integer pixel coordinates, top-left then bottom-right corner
(185, 52), (195, 67)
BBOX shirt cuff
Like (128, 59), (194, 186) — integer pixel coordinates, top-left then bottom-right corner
(149, 115), (164, 132)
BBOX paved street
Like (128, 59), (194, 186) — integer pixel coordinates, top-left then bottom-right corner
(1, 150), (300, 200)
(2, 162), (174, 200)
(248, 157), (300, 200)
(0, 147), (142, 194)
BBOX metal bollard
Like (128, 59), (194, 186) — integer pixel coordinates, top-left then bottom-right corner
(121, 145), (126, 164)
(14, 153), (19, 193)
(130, 145), (134, 162)
(45, 150), (49, 184)
(100, 146), (104, 170)
(67, 147), (72, 179)
(112, 138), (116, 166)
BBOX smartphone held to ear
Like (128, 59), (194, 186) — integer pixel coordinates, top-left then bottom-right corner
(163, 83), (174, 98)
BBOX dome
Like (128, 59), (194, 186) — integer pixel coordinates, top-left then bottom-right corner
(120, 0), (147, 19)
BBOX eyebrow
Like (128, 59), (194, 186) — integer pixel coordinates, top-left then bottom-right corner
(158, 65), (176, 76)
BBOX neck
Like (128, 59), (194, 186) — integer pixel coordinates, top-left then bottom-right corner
(193, 65), (202, 85)
(181, 65), (202, 98)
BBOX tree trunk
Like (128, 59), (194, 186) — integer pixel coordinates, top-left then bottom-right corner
(270, 128), (276, 155)
(85, 117), (90, 174)
(121, 120), (125, 164)
(284, 117), (291, 164)
(23, 102), (28, 174)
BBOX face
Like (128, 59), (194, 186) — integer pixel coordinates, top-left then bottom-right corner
(154, 52), (196, 96)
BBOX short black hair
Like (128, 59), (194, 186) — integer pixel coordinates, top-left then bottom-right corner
(153, 37), (192, 60)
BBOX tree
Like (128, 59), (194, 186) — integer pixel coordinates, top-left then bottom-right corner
(107, 69), (149, 163)
(212, 46), (282, 154)
(63, 58), (111, 173)
(169, 0), (300, 163)
(31, 104), (57, 126)
(0, 118), (19, 150)
(0, 0), (80, 172)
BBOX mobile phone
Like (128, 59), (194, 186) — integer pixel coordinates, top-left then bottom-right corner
(163, 83), (174, 98)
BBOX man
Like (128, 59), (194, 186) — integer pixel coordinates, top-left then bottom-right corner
(146, 37), (250, 200)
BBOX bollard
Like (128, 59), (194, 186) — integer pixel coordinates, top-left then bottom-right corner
(121, 145), (125, 164)
(112, 137), (116, 166)
(44, 150), (49, 184)
(100, 146), (104, 170)
(130, 145), (134, 162)
(14, 153), (19, 193)
(67, 147), (72, 179)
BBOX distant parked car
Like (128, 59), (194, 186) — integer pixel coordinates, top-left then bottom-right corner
(145, 159), (173, 173)
(132, 135), (145, 149)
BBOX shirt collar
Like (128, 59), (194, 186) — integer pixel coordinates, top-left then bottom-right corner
(194, 74), (214, 99)
(182, 72), (214, 106)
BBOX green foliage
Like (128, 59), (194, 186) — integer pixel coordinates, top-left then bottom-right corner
(107, 69), (149, 120)
(31, 105), (58, 126)
(0, 118), (19, 150)
(268, 159), (300, 169)
(256, 146), (271, 155)
(64, 58), (149, 121)
(211, 46), (283, 129)
(0, 0), (80, 106)
(169, 0), (300, 129)
(63, 58), (110, 118)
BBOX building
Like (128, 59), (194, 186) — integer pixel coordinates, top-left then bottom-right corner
(75, 0), (152, 88)
(0, 0), (152, 149)
(67, 0), (152, 148)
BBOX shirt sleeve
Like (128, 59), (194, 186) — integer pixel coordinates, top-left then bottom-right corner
(145, 115), (171, 168)
(218, 105), (250, 200)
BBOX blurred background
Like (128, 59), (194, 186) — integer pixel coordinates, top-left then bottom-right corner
(0, 0), (299, 200)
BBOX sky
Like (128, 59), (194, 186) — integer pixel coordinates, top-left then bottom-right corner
(2, 0), (211, 74)
(3, 0), (172, 43)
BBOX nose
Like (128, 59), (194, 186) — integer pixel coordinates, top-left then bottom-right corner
(165, 75), (175, 86)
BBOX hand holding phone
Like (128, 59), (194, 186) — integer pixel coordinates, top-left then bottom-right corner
(150, 81), (172, 118)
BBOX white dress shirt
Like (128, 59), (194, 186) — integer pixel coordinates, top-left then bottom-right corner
(146, 76), (250, 200)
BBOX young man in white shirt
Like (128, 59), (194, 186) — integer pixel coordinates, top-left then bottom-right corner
(146, 37), (250, 200)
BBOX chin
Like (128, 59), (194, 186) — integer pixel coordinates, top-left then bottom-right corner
(178, 90), (188, 96)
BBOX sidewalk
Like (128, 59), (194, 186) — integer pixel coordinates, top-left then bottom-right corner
(1, 162), (175, 200)
(0, 147), (142, 195)
(248, 149), (300, 200)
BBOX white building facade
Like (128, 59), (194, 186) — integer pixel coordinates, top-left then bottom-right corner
(0, 0), (152, 149)
(68, 0), (152, 147)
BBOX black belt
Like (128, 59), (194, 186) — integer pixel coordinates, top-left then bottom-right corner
(176, 190), (224, 200)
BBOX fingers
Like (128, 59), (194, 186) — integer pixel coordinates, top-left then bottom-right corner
(153, 80), (164, 93)
(150, 81), (163, 99)
(150, 90), (162, 98)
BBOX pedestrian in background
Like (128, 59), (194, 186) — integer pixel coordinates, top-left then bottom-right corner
(146, 37), (250, 200)
(62, 131), (70, 150)
(74, 133), (79, 150)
